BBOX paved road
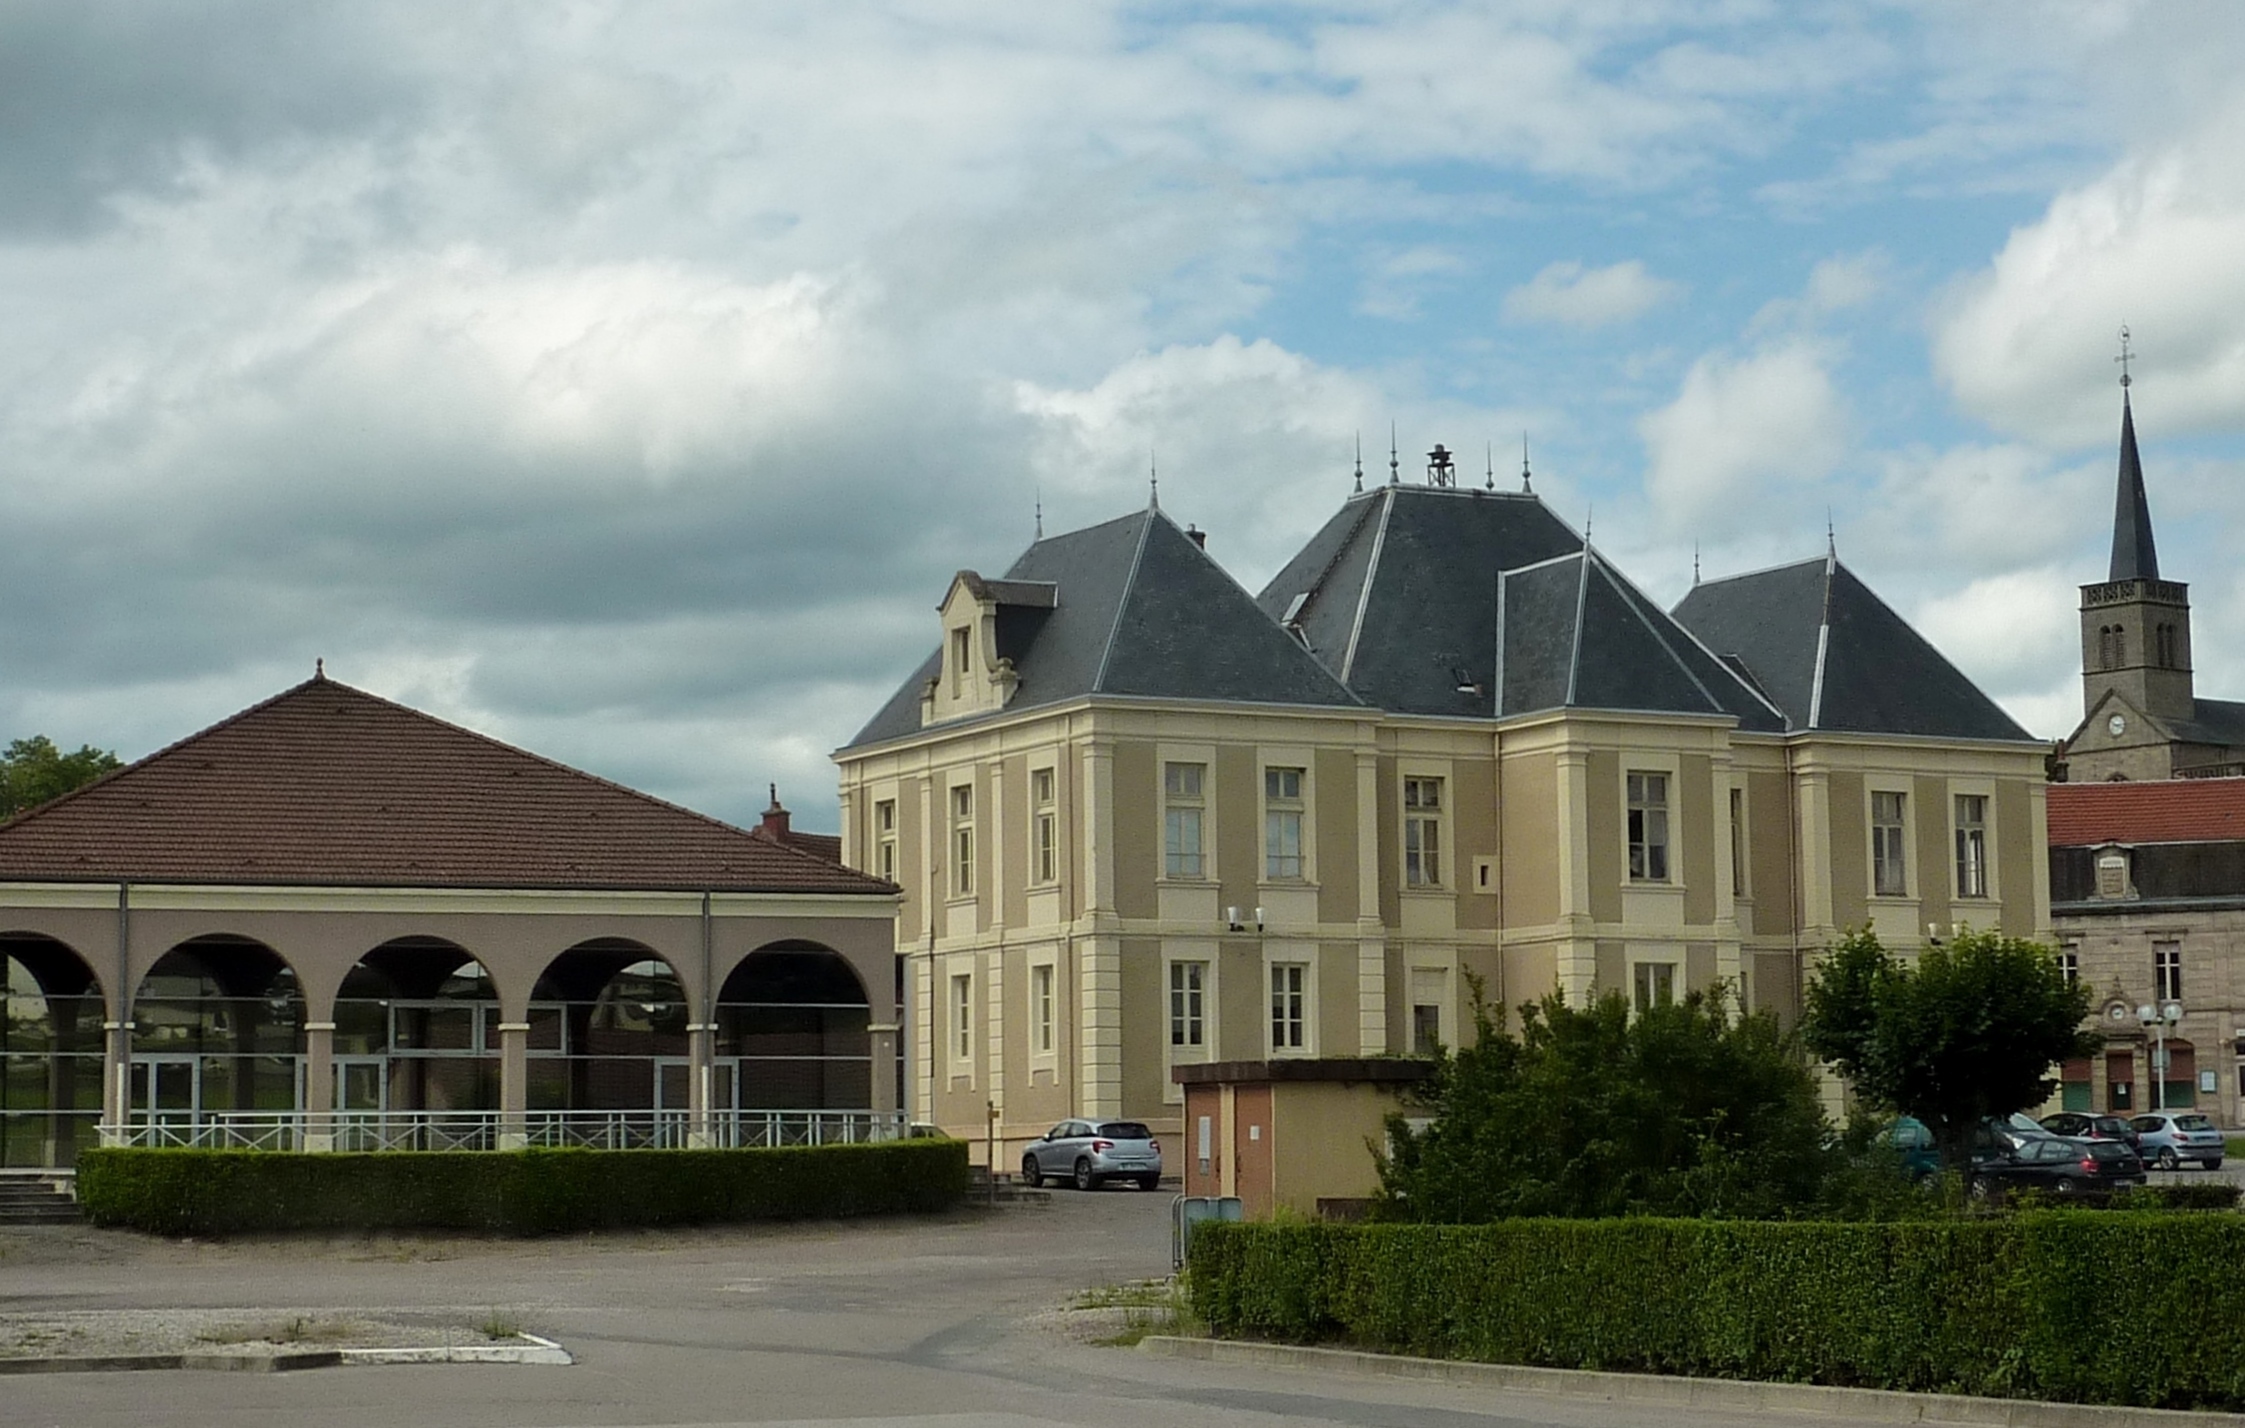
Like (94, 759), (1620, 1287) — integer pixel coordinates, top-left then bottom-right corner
(2, 1192), (1925, 1428)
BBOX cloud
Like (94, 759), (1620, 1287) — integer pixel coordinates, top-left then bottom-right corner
(1502, 259), (1681, 328)
(1911, 566), (2084, 738)
(1639, 341), (1850, 531)
(1747, 251), (1886, 336)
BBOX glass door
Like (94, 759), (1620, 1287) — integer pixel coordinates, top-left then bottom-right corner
(655, 1057), (692, 1147)
(334, 1057), (388, 1112)
(130, 1057), (200, 1131)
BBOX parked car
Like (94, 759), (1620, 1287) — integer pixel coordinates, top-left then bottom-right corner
(1879, 1116), (1943, 1180)
(2040, 1112), (2142, 1151)
(1970, 1112), (2061, 1157)
(2128, 1110), (2225, 1170)
(1971, 1136), (2146, 1201)
(1021, 1119), (1163, 1191)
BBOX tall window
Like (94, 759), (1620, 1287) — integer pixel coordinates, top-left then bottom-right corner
(1169, 961), (1206, 1049)
(1270, 963), (1306, 1050)
(1633, 961), (1676, 1012)
(1409, 967), (1444, 1055)
(1163, 762), (1206, 878)
(1031, 768), (1058, 885)
(2058, 945), (2080, 987)
(2156, 942), (2183, 1002)
(950, 973), (972, 1063)
(1626, 772), (1669, 882)
(1265, 767), (1305, 879)
(949, 784), (975, 896)
(874, 799), (897, 882)
(1871, 791), (1908, 897)
(1954, 794), (1988, 898)
(1404, 777), (1444, 888)
(2156, 623), (2178, 668)
(1031, 963), (1055, 1054)
(949, 627), (969, 695)
(1728, 786), (1747, 897)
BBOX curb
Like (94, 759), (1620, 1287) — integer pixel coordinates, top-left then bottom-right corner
(0, 1334), (570, 1375)
(1137, 1338), (2245, 1428)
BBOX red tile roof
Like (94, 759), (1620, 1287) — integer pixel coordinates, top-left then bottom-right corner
(0, 678), (894, 894)
(2047, 778), (2245, 848)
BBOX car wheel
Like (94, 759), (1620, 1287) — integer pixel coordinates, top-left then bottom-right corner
(2053, 1176), (2079, 1197)
(1020, 1153), (1043, 1189)
(2158, 1147), (2180, 1170)
(1073, 1158), (1098, 1192)
(1136, 1174), (1160, 1191)
(2206, 1158), (2225, 1171)
(1967, 1177), (1992, 1203)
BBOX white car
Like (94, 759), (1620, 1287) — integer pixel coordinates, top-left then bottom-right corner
(2129, 1111), (2225, 1170)
(1021, 1119), (1163, 1191)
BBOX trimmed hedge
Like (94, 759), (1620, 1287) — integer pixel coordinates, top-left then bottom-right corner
(77, 1139), (968, 1236)
(1189, 1216), (2245, 1409)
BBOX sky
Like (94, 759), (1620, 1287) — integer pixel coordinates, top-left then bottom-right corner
(5, 1), (2245, 832)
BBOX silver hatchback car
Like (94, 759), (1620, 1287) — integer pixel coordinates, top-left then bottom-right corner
(1022, 1119), (1163, 1191)
(2130, 1110), (2226, 1170)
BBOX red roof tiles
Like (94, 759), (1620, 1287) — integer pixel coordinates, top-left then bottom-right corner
(0, 678), (893, 895)
(2047, 777), (2245, 848)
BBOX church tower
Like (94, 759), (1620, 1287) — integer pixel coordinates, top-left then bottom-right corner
(2079, 388), (2195, 730)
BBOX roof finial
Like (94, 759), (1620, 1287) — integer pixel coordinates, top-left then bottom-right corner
(1148, 450), (1159, 512)
(1353, 433), (1363, 494)
(1388, 423), (1399, 486)
(315, 657), (325, 680)
(1826, 508), (1837, 561)
(1034, 486), (1044, 539)
(1692, 543), (1700, 585)
(1583, 503), (1592, 543)
(1485, 441), (1495, 491)
(2116, 324), (2135, 394)
(1521, 432), (1532, 493)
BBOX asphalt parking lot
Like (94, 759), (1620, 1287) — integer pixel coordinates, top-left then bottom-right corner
(0, 1186), (2097, 1428)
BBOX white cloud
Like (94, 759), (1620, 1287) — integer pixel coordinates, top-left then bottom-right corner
(1502, 259), (1681, 328)
(1912, 566), (2083, 738)
(1747, 251), (1886, 335)
(1638, 341), (1849, 530)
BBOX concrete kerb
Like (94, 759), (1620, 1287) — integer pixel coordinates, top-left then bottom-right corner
(0, 1334), (571, 1375)
(1138, 1338), (2245, 1428)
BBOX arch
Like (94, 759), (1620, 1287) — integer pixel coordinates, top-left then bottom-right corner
(333, 937), (499, 1116)
(0, 934), (105, 1167)
(131, 934), (307, 1121)
(716, 941), (872, 1112)
(528, 939), (689, 1113)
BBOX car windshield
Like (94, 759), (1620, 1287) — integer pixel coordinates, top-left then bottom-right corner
(2177, 1114), (2216, 1131)
(2087, 1141), (2131, 1161)
(1098, 1122), (1152, 1140)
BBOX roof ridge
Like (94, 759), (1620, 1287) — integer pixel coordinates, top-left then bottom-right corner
(1807, 551), (1835, 729)
(1589, 556), (1726, 716)
(1691, 552), (1828, 589)
(1091, 510), (1156, 693)
(1339, 487), (1395, 682)
(1565, 550), (1590, 706)
(1151, 510), (1362, 704)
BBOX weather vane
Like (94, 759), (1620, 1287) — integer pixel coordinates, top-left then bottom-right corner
(2116, 325), (2135, 390)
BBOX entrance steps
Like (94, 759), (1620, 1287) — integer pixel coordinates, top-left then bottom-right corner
(966, 1166), (1052, 1205)
(0, 1172), (79, 1226)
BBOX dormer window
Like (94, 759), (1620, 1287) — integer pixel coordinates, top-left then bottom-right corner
(949, 628), (970, 696)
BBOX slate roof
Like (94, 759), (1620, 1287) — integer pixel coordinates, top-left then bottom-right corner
(1672, 554), (2034, 742)
(2110, 395), (2160, 582)
(1256, 486), (1583, 716)
(2049, 778), (2245, 847)
(844, 509), (1363, 749)
(2170, 698), (2245, 751)
(0, 679), (893, 894)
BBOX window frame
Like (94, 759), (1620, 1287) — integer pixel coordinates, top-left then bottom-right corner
(1953, 792), (1989, 900)
(1728, 784), (1748, 898)
(1870, 788), (1909, 899)
(1626, 770), (1670, 884)
(873, 797), (898, 883)
(2156, 941), (2183, 1003)
(949, 971), (973, 1066)
(1402, 774), (1446, 889)
(948, 782), (976, 899)
(1030, 961), (1056, 1056)
(1264, 765), (1308, 882)
(1632, 960), (1678, 1012)
(948, 626), (970, 696)
(1268, 959), (1309, 1054)
(1030, 766), (1058, 887)
(1168, 959), (1207, 1050)
(1162, 760), (1208, 881)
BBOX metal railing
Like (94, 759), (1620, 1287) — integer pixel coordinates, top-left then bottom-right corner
(98, 1107), (907, 1151)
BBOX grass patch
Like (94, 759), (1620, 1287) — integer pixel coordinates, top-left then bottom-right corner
(195, 1316), (356, 1346)
(479, 1311), (523, 1342)
(1072, 1278), (1198, 1347)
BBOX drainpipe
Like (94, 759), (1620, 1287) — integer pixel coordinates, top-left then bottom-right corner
(699, 889), (714, 1145)
(111, 882), (131, 1140)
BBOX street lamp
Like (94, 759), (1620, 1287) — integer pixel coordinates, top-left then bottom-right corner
(2137, 1001), (2185, 1111)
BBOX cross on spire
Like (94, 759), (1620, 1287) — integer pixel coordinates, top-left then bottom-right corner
(1353, 433), (1363, 494)
(1148, 451), (1159, 511)
(2116, 325), (2136, 394)
(1388, 424), (1399, 486)
(1521, 433), (1532, 493)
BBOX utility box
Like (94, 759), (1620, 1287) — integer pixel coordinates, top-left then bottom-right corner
(1173, 1058), (1434, 1219)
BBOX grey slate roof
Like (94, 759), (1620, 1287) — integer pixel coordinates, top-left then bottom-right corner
(1672, 554), (2034, 742)
(2172, 697), (2245, 750)
(843, 509), (1362, 749)
(2110, 395), (2160, 582)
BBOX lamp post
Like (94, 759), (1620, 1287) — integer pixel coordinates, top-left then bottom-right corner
(2137, 1001), (2185, 1111)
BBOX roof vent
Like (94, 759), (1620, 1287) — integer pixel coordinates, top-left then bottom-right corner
(1185, 524), (1206, 550)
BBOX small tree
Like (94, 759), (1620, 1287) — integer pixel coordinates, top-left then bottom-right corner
(1801, 927), (2099, 1174)
(1379, 980), (1836, 1220)
(0, 736), (122, 819)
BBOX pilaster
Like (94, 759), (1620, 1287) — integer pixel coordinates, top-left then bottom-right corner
(497, 1021), (529, 1150)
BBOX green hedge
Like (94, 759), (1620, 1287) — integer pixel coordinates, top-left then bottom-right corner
(1189, 1216), (2245, 1409)
(77, 1139), (968, 1236)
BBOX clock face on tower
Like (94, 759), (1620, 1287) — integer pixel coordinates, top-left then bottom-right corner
(2109, 713), (2127, 737)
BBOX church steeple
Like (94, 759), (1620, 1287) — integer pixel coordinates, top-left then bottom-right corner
(2109, 393), (2159, 581)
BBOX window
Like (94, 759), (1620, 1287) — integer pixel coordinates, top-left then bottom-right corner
(1871, 791), (1908, 897)
(2157, 623), (2179, 669)
(948, 627), (969, 695)
(1031, 768), (1057, 885)
(2096, 852), (2129, 899)
(1163, 762), (1206, 878)
(1633, 961), (1676, 1012)
(1168, 961), (1206, 1049)
(1031, 963), (1055, 1054)
(2156, 942), (2182, 1002)
(1264, 767), (1305, 879)
(1404, 777), (1444, 888)
(950, 973), (972, 1063)
(874, 799), (897, 882)
(1626, 772), (1669, 882)
(1728, 786), (1747, 897)
(1410, 968), (1444, 1055)
(949, 784), (974, 896)
(2058, 946), (2080, 987)
(1954, 794), (1988, 899)
(1270, 963), (1306, 1050)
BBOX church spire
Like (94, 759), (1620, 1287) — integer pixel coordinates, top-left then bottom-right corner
(2109, 362), (2158, 583)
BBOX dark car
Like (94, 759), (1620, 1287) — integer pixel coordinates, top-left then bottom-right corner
(2041, 1112), (2143, 1151)
(1970, 1112), (2061, 1157)
(1021, 1119), (1163, 1191)
(1972, 1136), (2145, 1201)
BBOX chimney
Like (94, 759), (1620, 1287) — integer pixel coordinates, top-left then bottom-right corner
(759, 783), (791, 840)
(1185, 524), (1206, 550)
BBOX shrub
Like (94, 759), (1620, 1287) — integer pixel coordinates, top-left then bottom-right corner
(1188, 1215), (2245, 1409)
(76, 1139), (968, 1237)
(2109, 1182), (2242, 1212)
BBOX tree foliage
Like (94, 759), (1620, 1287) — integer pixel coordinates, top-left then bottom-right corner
(1378, 982), (1838, 1220)
(1801, 927), (2099, 1173)
(0, 735), (122, 819)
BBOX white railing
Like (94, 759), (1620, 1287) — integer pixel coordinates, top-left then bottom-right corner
(100, 1107), (907, 1151)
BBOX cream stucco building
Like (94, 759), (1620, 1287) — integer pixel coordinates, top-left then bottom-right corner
(834, 466), (2053, 1162)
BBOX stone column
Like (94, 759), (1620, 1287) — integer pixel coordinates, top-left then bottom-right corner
(302, 1022), (336, 1152)
(1554, 746), (1598, 1003)
(497, 1022), (529, 1150)
(868, 1022), (900, 1118)
(1355, 747), (1388, 1055)
(101, 1020), (130, 1146)
(687, 1022), (715, 1148)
